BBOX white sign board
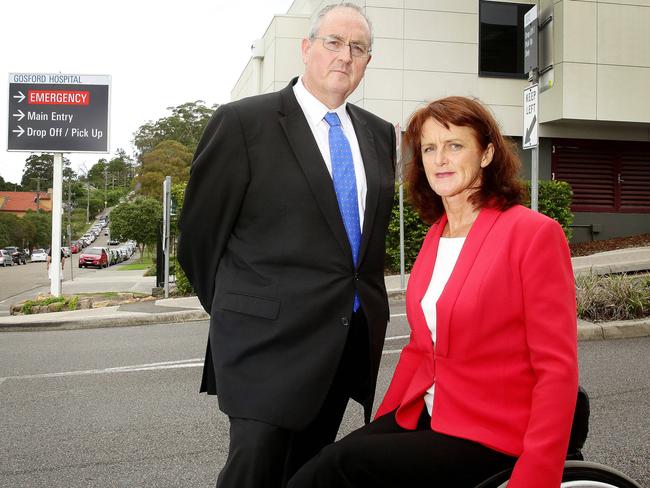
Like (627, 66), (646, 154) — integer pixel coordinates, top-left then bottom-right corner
(523, 84), (538, 149)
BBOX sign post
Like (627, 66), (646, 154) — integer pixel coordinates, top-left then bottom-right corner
(523, 6), (540, 212)
(162, 176), (172, 299)
(7, 73), (110, 296)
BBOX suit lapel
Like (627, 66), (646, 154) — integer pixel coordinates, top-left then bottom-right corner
(278, 81), (353, 264)
(348, 105), (380, 269)
(434, 207), (501, 356)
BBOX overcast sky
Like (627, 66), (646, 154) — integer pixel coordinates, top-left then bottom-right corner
(0, 0), (296, 185)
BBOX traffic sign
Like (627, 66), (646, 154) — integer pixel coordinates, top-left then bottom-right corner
(7, 73), (110, 153)
(523, 84), (538, 150)
(524, 6), (538, 73)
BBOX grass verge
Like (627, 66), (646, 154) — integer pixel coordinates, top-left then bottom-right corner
(576, 272), (650, 322)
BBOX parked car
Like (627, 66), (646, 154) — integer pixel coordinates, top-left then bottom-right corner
(30, 249), (48, 263)
(108, 238), (120, 246)
(71, 242), (80, 254)
(61, 246), (71, 257)
(78, 247), (109, 269)
(0, 249), (14, 267)
(3, 246), (28, 265)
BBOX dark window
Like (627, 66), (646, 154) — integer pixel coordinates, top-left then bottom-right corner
(479, 1), (532, 78)
(552, 139), (650, 213)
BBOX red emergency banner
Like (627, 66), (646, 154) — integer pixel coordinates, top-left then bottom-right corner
(28, 90), (90, 105)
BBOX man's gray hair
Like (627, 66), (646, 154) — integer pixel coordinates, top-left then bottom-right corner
(308, 2), (373, 48)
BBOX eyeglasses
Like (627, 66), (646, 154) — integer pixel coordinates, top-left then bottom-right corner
(312, 35), (371, 58)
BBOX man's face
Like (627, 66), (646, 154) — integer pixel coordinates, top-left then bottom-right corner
(301, 7), (371, 108)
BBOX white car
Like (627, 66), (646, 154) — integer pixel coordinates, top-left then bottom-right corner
(0, 249), (14, 267)
(31, 249), (48, 262)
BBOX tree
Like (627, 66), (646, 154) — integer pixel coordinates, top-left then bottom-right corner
(109, 197), (162, 260)
(87, 158), (108, 189)
(0, 175), (21, 191)
(22, 210), (51, 249)
(132, 101), (215, 158)
(20, 154), (75, 190)
(0, 213), (22, 248)
(135, 140), (193, 200)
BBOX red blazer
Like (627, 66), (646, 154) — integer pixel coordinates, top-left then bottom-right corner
(376, 205), (578, 488)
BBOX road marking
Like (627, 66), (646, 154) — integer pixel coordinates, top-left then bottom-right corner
(390, 313), (406, 318)
(0, 336), (410, 384)
(385, 335), (408, 341)
(0, 358), (204, 383)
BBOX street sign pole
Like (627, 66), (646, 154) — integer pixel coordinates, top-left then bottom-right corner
(50, 152), (63, 296)
(529, 83), (539, 212)
(524, 4), (540, 212)
(394, 123), (405, 290)
(162, 176), (172, 298)
(7, 73), (110, 296)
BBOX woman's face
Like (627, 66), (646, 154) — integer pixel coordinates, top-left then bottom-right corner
(420, 117), (493, 204)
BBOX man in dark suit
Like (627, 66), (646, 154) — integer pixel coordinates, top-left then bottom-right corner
(178, 3), (395, 487)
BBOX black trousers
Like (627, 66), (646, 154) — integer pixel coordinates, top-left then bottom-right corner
(287, 409), (518, 488)
(216, 310), (371, 488)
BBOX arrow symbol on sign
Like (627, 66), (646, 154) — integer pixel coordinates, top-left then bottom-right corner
(13, 91), (25, 103)
(12, 126), (25, 137)
(12, 109), (25, 121)
(525, 115), (537, 145)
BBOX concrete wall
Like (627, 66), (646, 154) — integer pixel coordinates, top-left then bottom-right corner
(231, 15), (308, 101)
(572, 212), (650, 243)
(541, 0), (650, 125)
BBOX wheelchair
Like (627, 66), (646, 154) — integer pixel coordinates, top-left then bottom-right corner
(474, 388), (643, 488)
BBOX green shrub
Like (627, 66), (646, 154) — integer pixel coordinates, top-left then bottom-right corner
(522, 180), (574, 240)
(67, 295), (79, 311)
(20, 295), (65, 314)
(384, 188), (428, 274)
(174, 258), (194, 295)
(576, 273), (650, 322)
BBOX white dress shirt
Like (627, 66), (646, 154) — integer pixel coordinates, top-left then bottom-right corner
(293, 76), (367, 228)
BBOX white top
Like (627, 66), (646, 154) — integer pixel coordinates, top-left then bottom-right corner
(421, 237), (466, 415)
(293, 76), (367, 228)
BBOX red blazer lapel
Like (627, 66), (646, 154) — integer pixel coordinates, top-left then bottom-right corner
(426, 208), (501, 357)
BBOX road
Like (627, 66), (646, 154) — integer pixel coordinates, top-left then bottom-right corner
(0, 311), (647, 488)
(0, 234), (140, 316)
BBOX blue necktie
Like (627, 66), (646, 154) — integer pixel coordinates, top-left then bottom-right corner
(324, 112), (361, 312)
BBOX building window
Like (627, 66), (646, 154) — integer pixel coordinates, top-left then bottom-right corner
(479, 0), (532, 79)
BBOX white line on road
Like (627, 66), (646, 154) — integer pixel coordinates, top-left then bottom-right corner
(0, 358), (204, 383)
(390, 313), (406, 318)
(1, 336), (410, 384)
(385, 335), (409, 341)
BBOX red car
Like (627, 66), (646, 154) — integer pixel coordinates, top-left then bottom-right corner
(78, 247), (109, 269)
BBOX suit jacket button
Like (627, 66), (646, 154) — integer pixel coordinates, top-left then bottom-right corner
(341, 317), (349, 326)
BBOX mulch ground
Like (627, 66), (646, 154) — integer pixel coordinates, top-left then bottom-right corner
(569, 233), (650, 257)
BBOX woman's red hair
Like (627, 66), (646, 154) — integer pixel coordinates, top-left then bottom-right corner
(404, 96), (524, 224)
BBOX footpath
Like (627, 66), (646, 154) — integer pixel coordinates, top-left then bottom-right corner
(0, 247), (649, 340)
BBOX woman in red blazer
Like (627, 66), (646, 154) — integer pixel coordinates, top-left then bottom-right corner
(289, 97), (578, 488)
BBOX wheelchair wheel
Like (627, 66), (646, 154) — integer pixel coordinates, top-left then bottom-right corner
(560, 461), (642, 488)
(473, 461), (642, 488)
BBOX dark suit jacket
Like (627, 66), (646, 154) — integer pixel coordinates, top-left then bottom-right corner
(178, 78), (396, 430)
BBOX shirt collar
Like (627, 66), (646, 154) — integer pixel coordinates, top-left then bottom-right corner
(293, 76), (348, 126)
